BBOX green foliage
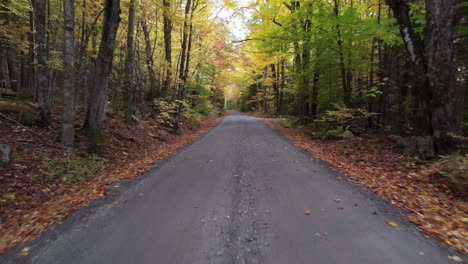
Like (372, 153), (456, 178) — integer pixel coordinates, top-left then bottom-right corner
(312, 128), (345, 141)
(318, 104), (376, 134)
(183, 108), (203, 130)
(365, 86), (383, 98)
(3, 193), (16, 200)
(280, 118), (302, 128)
(435, 154), (468, 192)
(0, 0), (31, 51)
(40, 153), (106, 183)
(153, 99), (206, 131)
(153, 99), (188, 129)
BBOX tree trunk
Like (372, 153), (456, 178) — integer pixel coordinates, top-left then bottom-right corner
(33, 0), (51, 126)
(425, 0), (457, 153)
(141, 18), (159, 99)
(0, 41), (11, 89)
(177, 0), (192, 100)
(162, 0), (173, 98)
(262, 66), (268, 113)
(333, 0), (350, 106)
(386, 0), (457, 154)
(62, 0), (75, 146)
(85, 0), (120, 136)
(183, 2), (196, 91)
(124, 0), (136, 123)
(27, 8), (36, 100)
(311, 68), (320, 117)
(279, 59), (285, 115)
(271, 63), (279, 115)
(302, 14), (312, 118)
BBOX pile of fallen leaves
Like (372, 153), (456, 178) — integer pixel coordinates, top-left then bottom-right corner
(0, 111), (222, 253)
(263, 118), (468, 253)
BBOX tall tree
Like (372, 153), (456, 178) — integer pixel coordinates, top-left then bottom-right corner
(84, 0), (121, 141)
(141, 17), (159, 98)
(385, 0), (457, 153)
(33, 0), (51, 125)
(124, 0), (136, 122)
(333, 0), (350, 106)
(183, 0), (197, 95)
(162, 0), (172, 97)
(62, 0), (76, 145)
(177, 0), (192, 100)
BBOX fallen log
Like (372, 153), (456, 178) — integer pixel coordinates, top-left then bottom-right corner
(0, 99), (40, 126)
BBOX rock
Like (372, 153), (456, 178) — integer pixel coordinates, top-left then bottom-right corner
(388, 134), (410, 147)
(412, 136), (435, 159)
(389, 134), (435, 159)
(0, 144), (11, 164)
(341, 130), (355, 139)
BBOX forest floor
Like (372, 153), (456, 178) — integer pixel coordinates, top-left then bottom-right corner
(0, 110), (223, 253)
(262, 118), (467, 253)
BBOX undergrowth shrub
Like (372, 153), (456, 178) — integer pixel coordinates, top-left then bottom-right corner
(318, 104), (376, 134)
(153, 99), (203, 132)
(434, 154), (468, 192)
(40, 153), (106, 183)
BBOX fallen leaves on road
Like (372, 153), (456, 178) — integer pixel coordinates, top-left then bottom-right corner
(448, 255), (463, 263)
(19, 247), (30, 256)
(385, 220), (399, 227)
(263, 118), (468, 253)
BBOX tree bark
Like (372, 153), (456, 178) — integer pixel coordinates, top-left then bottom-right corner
(125, 0), (136, 123)
(0, 40), (11, 89)
(62, 0), (76, 146)
(141, 18), (159, 99)
(162, 0), (173, 98)
(33, 0), (51, 126)
(271, 63), (279, 115)
(333, 0), (350, 106)
(311, 68), (320, 118)
(386, 0), (457, 154)
(183, 1), (197, 92)
(425, 0), (457, 153)
(279, 59), (285, 115)
(262, 66), (268, 113)
(85, 0), (121, 133)
(177, 0), (192, 100)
